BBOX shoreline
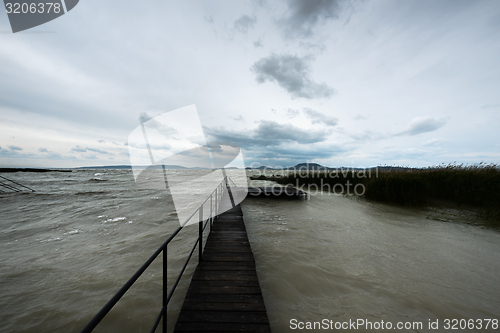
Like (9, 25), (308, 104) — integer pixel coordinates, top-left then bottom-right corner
(0, 168), (72, 173)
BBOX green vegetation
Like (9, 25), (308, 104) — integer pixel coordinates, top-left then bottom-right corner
(256, 164), (500, 224)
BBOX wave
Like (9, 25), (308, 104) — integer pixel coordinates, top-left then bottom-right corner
(88, 177), (107, 182)
(74, 191), (110, 195)
(103, 217), (127, 223)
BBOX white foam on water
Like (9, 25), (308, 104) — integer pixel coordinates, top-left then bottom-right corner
(40, 237), (63, 243)
(103, 217), (127, 223)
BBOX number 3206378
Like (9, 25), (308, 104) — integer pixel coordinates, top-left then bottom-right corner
(5, 3), (62, 14)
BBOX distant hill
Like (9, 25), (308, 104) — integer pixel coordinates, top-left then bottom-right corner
(76, 165), (189, 170)
(245, 163), (411, 171)
(246, 163), (330, 170)
(0, 168), (72, 173)
(76, 165), (132, 169)
(286, 163), (329, 170)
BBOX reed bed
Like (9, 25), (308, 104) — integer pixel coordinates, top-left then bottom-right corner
(257, 164), (500, 223)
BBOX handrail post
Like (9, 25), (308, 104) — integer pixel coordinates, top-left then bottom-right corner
(162, 246), (167, 333)
(210, 194), (213, 230)
(198, 205), (203, 263)
(214, 187), (218, 223)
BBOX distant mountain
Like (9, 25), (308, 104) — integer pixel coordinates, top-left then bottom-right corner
(286, 163), (329, 170)
(245, 163), (330, 170)
(0, 168), (72, 173)
(245, 163), (407, 171)
(245, 165), (276, 170)
(77, 165), (132, 169)
(76, 165), (190, 170)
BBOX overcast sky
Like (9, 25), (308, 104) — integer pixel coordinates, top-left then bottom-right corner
(1, 0), (499, 168)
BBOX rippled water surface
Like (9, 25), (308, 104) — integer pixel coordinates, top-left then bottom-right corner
(1, 170), (500, 332)
(243, 190), (500, 332)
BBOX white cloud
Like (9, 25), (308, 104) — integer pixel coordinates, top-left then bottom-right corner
(397, 117), (447, 136)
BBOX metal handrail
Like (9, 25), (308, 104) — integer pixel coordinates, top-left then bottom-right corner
(80, 176), (232, 333)
(0, 175), (35, 192)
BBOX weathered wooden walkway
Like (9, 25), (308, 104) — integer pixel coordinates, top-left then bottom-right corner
(174, 204), (271, 332)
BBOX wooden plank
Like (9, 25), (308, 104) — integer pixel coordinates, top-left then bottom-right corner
(181, 300), (267, 312)
(187, 280), (261, 287)
(175, 322), (271, 332)
(174, 199), (271, 332)
(181, 294), (265, 304)
(177, 311), (269, 324)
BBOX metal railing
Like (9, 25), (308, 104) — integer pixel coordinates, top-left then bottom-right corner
(80, 176), (234, 333)
(0, 175), (35, 193)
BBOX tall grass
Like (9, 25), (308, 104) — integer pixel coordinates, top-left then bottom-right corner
(259, 164), (500, 222)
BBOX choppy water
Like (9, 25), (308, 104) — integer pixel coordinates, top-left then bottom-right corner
(243, 189), (500, 332)
(1, 170), (499, 332)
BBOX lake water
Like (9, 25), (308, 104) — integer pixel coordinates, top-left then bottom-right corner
(1, 170), (499, 332)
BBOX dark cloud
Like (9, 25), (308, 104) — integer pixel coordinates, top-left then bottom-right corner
(298, 41), (326, 53)
(253, 39), (263, 48)
(234, 15), (257, 33)
(38, 147), (48, 152)
(254, 120), (329, 143)
(251, 54), (334, 99)
(397, 117), (447, 136)
(231, 115), (245, 122)
(0, 146), (34, 158)
(85, 147), (109, 155)
(139, 113), (178, 137)
(45, 152), (76, 160)
(71, 146), (87, 153)
(0, 146), (19, 156)
(249, 144), (345, 161)
(304, 108), (338, 126)
(279, 0), (342, 38)
(98, 140), (105, 143)
(252, 0), (266, 6)
(205, 121), (342, 166)
(205, 120), (330, 148)
(139, 112), (152, 124)
(8, 145), (23, 151)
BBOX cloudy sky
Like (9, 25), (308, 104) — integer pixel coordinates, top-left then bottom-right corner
(1, 0), (499, 168)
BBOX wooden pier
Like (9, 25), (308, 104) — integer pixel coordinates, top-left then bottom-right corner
(174, 204), (271, 332)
